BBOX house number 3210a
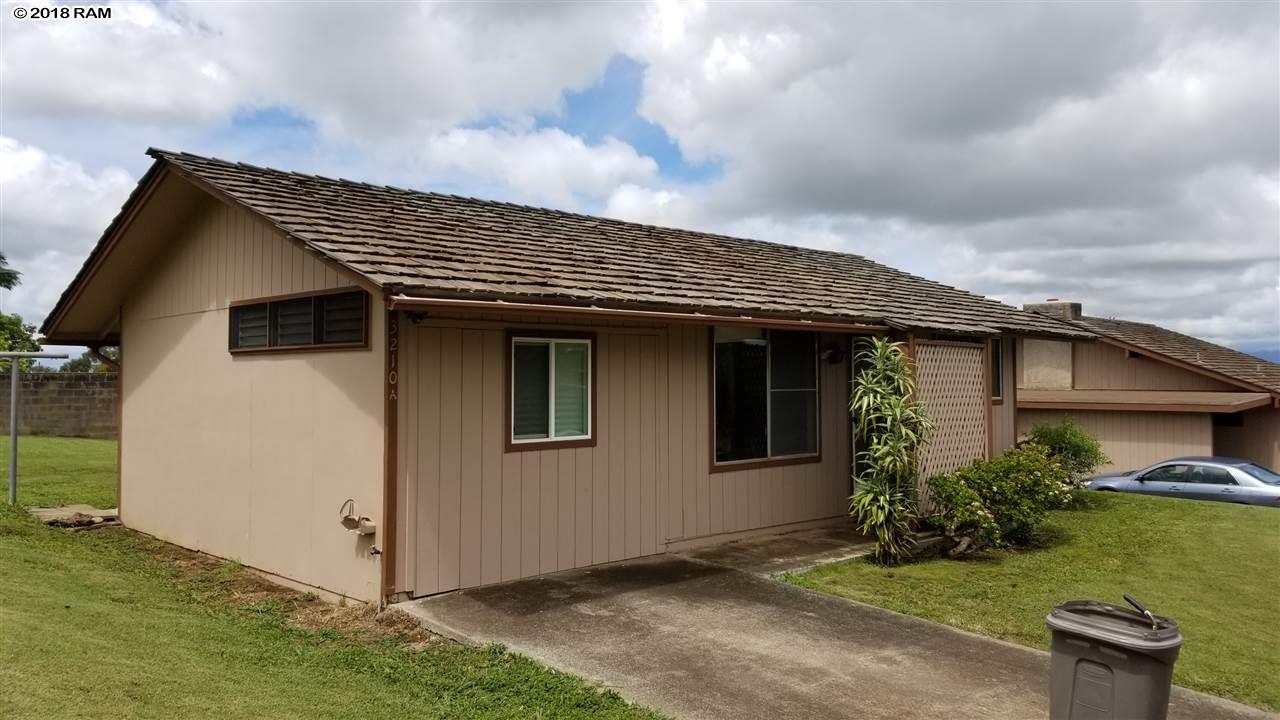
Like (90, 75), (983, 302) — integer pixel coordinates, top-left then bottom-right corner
(387, 315), (399, 402)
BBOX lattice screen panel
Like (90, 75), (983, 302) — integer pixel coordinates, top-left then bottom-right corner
(914, 342), (988, 510)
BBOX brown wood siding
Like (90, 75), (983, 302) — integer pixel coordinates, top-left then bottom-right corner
(1213, 406), (1280, 469)
(1018, 409), (1212, 473)
(396, 316), (852, 597)
(130, 199), (351, 321)
(1073, 342), (1237, 392)
(991, 336), (1018, 454)
(121, 197), (385, 602)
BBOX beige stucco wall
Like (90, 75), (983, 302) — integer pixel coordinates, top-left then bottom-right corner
(1073, 342), (1238, 391)
(1018, 409), (1212, 473)
(1214, 406), (1280, 469)
(121, 197), (385, 601)
(395, 315), (851, 597)
(1020, 339), (1073, 389)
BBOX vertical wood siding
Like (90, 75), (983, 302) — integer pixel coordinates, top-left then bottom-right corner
(1072, 342), (1238, 391)
(1018, 409), (1212, 473)
(397, 318), (851, 597)
(991, 336), (1017, 454)
(121, 197), (385, 601)
(1213, 407), (1280, 469)
(130, 200), (350, 321)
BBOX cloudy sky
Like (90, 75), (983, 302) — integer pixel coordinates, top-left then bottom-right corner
(1, 0), (1277, 359)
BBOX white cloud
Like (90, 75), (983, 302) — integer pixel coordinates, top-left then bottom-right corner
(0, 0), (1276, 355)
(622, 1), (1279, 351)
(2, 1), (641, 139)
(0, 138), (136, 324)
(421, 128), (658, 207)
(0, 1), (237, 126)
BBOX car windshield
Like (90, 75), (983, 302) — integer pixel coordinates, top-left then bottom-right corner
(1239, 464), (1280, 485)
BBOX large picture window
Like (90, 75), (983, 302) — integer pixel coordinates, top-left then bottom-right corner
(714, 327), (819, 466)
(229, 289), (368, 352)
(509, 335), (594, 449)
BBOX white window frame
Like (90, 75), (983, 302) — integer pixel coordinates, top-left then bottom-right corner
(712, 328), (821, 467)
(510, 336), (593, 444)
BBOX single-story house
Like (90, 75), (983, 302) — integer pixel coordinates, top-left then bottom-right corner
(1018, 300), (1280, 472)
(40, 149), (1089, 604)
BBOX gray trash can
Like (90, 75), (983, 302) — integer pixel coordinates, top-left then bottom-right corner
(1046, 597), (1183, 720)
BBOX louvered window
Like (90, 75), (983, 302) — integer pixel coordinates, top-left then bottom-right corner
(231, 305), (269, 349)
(229, 290), (367, 352)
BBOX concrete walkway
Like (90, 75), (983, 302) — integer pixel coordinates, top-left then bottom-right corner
(398, 555), (1274, 720)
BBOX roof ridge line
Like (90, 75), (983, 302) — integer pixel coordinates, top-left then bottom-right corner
(150, 148), (886, 262)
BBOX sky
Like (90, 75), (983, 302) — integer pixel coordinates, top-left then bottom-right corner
(1, 0), (1277, 361)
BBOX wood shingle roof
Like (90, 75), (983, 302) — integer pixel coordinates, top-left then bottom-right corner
(45, 148), (1097, 340)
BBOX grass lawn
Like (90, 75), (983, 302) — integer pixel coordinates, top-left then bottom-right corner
(0, 437), (663, 719)
(0, 435), (117, 508)
(791, 493), (1280, 711)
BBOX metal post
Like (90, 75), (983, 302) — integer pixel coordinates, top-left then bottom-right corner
(8, 363), (17, 504)
(3, 351), (69, 504)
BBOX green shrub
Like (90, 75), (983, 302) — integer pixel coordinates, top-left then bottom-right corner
(850, 478), (917, 566)
(1025, 420), (1108, 482)
(848, 338), (932, 566)
(926, 471), (999, 557)
(927, 443), (1071, 557)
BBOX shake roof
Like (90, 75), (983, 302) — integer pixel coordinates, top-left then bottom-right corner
(1069, 315), (1280, 395)
(44, 148), (1093, 340)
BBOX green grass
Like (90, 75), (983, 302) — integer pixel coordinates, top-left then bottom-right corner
(0, 435), (117, 507)
(0, 438), (663, 720)
(791, 493), (1280, 710)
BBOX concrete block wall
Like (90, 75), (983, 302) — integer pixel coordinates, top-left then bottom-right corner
(0, 372), (119, 439)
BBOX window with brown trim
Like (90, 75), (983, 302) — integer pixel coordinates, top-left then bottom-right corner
(508, 334), (594, 450)
(229, 289), (369, 352)
(713, 327), (819, 466)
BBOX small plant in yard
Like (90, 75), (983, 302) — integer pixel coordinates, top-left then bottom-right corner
(1024, 419), (1108, 486)
(927, 442), (1071, 557)
(848, 338), (932, 566)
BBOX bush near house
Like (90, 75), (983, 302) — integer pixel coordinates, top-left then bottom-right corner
(793, 493), (1280, 711)
(927, 443), (1071, 557)
(847, 338), (932, 566)
(1023, 419), (1109, 485)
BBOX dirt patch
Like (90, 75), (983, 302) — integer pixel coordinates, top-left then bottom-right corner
(127, 528), (443, 650)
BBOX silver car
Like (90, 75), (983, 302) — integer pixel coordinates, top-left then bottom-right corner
(1085, 457), (1280, 508)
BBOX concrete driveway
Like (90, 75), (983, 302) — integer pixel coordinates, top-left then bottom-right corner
(398, 555), (1272, 720)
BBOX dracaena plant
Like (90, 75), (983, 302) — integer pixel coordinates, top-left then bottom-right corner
(848, 338), (932, 565)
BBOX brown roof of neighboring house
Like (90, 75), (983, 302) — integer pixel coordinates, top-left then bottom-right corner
(43, 148), (1093, 340)
(1071, 315), (1280, 395)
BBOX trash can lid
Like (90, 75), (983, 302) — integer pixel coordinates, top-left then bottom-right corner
(1046, 600), (1182, 652)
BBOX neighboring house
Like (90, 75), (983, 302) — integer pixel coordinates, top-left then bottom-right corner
(40, 149), (1088, 604)
(1020, 301), (1280, 473)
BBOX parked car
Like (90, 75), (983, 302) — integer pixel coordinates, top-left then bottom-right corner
(1084, 457), (1280, 507)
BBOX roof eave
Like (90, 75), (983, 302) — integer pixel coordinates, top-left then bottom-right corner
(389, 292), (893, 335)
(39, 160), (168, 341)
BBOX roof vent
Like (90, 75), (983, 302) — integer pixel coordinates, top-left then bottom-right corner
(1024, 300), (1083, 321)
